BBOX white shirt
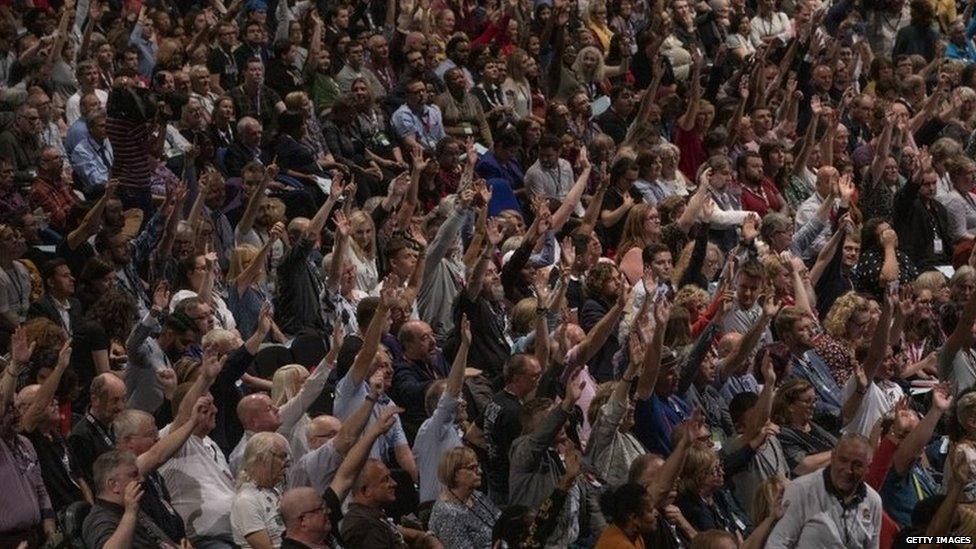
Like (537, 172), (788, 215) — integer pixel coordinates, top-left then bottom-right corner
(840, 377), (904, 437)
(766, 469), (882, 549)
(65, 89), (108, 126)
(231, 481), (285, 548)
(158, 428), (236, 539)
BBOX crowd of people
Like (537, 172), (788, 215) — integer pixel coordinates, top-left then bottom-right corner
(8, 0), (976, 547)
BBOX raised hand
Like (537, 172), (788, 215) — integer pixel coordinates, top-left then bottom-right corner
(760, 349), (776, 386)
(379, 274), (401, 308)
(191, 395), (213, 425)
(459, 314), (471, 346)
(741, 213), (760, 242)
(370, 405), (404, 435)
(564, 367), (585, 405)
(334, 210), (349, 238)
(257, 301), (273, 335)
(932, 382), (953, 412)
(10, 326), (35, 366)
(653, 295), (672, 326)
(157, 368), (177, 398)
(152, 281), (170, 311)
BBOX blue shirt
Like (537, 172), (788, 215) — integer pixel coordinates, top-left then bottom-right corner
(129, 23), (157, 77)
(946, 40), (976, 63)
(634, 393), (691, 456)
(70, 137), (113, 195)
(790, 350), (842, 419)
(64, 120), (89, 155)
(879, 460), (938, 527)
(391, 103), (446, 152)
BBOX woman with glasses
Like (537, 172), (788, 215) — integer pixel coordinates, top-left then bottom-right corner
(231, 432), (291, 549)
(428, 446), (500, 548)
(772, 379), (837, 477)
(675, 441), (753, 540)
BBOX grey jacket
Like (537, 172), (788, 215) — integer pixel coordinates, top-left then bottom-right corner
(417, 207), (468, 343)
(124, 311), (167, 414)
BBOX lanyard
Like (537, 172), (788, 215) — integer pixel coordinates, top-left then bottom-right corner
(86, 412), (114, 447)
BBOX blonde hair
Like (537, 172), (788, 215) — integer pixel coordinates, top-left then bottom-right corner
(227, 245), (261, 283)
(437, 446), (478, 490)
(347, 210), (376, 260)
(751, 475), (789, 524)
(915, 270), (948, 294)
(511, 297), (539, 337)
(271, 364), (309, 406)
(823, 292), (870, 340)
(957, 392), (976, 438)
(673, 285), (709, 316)
(239, 432), (288, 488)
(572, 46), (606, 83)
(113, 409), (154, 441)
(678, 442), (720, 494)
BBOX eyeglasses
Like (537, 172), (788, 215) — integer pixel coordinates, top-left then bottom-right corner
(299, 504), (326, 518)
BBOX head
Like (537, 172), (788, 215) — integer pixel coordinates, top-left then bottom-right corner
(679, 442), (724, 496)
(399, 320), (436, 361)
(772, 378), (817, 427)
(774, 306), (816, 352)
(735, 259), (765, 309)
(503, 354), (543, 397)
(829, 434), (873, 495)
(352, 459), (397, 507)
(113, 409), (159, 456)
(238, 117), (263, 148)
(242, 431), (290, 488)
(41, 259), (74, 299)
(237, 392), (282, 433)
(439, 446), (482, 494)
(736, 152), (765, 186)
(599, 482), (658, 534)
(92, 450), (139, 501)
(305, 414), (341, 451)
(824, 292), (872, 343)
(90, 373), (126, 423)
(280, 487), (332, 545)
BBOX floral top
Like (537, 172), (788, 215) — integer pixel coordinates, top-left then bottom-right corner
(813, 332), (858, 387)
(428, 491), (501, 549)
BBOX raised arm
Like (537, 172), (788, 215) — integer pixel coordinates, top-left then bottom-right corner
(677, 52), (704, 131)
(235, 173), (270, 239)
(136, 395), (209, 475)
(551, 150), (592, 231)
(743, 352), (778, 442)
(234, 222), (282, 293)
(893, 383), (951, 475)
(0, 327), (33, 413)
(330, 405), (401, 500)
(66, 179), (118, 250)
(723, 297), (779, 378)
(21, 341), (71, 432)
(647, 409), (700, 506)
(347, 275), (396, 386)
(331, 389), (377, 456)
(636, 297), (672, 401)
(155, 183), (188, 260)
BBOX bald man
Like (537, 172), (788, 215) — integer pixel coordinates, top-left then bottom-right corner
(228, 356), (333, 476)
(69, 372), (127, 482)
(280, 488), (333, 549)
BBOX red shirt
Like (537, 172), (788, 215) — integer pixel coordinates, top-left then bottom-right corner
(738, 178), (785, 217)
(675, 125), (706, 181)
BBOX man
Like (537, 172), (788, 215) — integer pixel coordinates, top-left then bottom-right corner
(454, 232), (512, 379)
(483, 354), (542, 504)
(894, 166), (952, 268)
(234, 20), (272, 73)
(29, 146), (80, 234)
(597, 86), (636, 145)
(29, 89), (65, 159)
(774, 306), (843, 424)
(208, 22), (240, 92)
(718, 259), (770, 342)
(766, 434), (882, 548)
(392, 320), (450, 440)
(124, 289), (198, 414)
(367, 34), (396, 95)
(524, 134), (579, 213)
(229, 58), (286, 134)
(736, 151), (787, 217)
(339, 459), (434, 547)
(0, 158), (28, 220)
(69, 373), (127, 483)
(224, 118), (268, 178)
(65, 61), (109, 125)
(83, 450), (179, 547)
(435, 67), (493, 147)
(336, 39), (385, 98)
(280, 488), (333, 549)
(0, 103), (43, 186)
(113, 396), (209, 544)
(28, 259), (82, 335)
(434, 35), (473, 86)
(70, 109), (114, 196)
(390, 79), (446, 153)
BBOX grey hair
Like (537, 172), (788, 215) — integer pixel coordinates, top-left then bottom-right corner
(93, 450), (137, 492)
(113, 409), (153, 441)
(238, 431), (288, 488)
(236, 116), (261, 135)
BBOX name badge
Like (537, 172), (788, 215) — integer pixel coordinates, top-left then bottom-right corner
(934, 237), (943, 255)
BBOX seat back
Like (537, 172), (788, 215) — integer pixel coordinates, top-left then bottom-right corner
(62, 500), (91, 549)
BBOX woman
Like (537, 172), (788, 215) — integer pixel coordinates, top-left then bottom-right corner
(321, 95), (384, 194)
(351, 78), (407, 172)
(675, 442), (752, 539)
(585, 1), (615, 53)
(169, 252), (236, 332)
(657, 143), (693, 198)
(210, 96), (237, 150)
(435, 67), (493, 148)
(595, 483), (657, 548)
(227, 235), (282, 341)
(633, 150), (666, 204)
(941, 156), (976, 244)
(428, 446), (501, 548)
(851, 218), (919, 300)
(231, 432), (290, 548)
(816, 292), (873, 385)
(345, 210), (379, 294)
(772, 379), (837, 476)
(72, 289), (135, 410)
(617, 204), (663, 284)
(726, 14), (756, 62)
(502, 49), (533, 120)
(310, 48), (341, 114)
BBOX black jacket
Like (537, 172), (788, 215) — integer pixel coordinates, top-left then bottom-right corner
(892, 179), (952, 269)
(28, 295), (84, 335)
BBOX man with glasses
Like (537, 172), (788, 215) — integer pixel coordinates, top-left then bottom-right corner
(391, 79), (446, 153)
(279, 487), (333, 549)
(0, 103), (42, 186)
(29, 146), (79, 235)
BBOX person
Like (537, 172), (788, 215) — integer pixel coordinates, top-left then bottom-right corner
(595, 482), (658, 548)
(69, 372), (127, 482)
(279, 487), (334, 549)
(766, 434), (883, 548)
(428, 446), (501, 547)
(391, 79), (447, 153)
(231, 432), (290, 548)
(82, 450), (181, 548)
(339, 459), (436, 547)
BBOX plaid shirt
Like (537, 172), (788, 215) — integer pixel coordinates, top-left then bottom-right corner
(28, 176), (79, 233)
